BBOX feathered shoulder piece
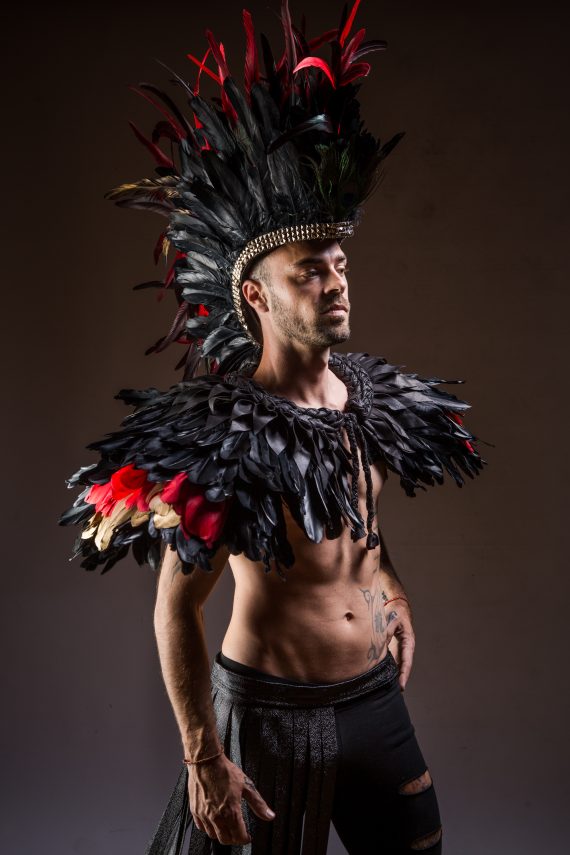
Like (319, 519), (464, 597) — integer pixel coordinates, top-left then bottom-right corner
(58, 352), (488, 578)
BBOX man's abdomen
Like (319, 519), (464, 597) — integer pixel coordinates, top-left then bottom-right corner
(224, 528), (389, 683)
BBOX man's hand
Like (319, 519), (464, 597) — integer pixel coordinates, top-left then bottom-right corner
(385, 598), (415, 691)
(188, 753), (276, 845)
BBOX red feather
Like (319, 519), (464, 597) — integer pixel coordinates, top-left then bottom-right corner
(151, 120), (181, 146)
(157, 303), (189, 351)
(279, 0), (298, 71)
(308, 28), (339, 51)
(243, 9), (260, 99)
(190, 48), (215, 144)
(127, 84), (186, 140)
(293, 56), (336, 88)
(447, 412), (475, 454)
(127, 121), (174, 169)
(341, 27), (366, 68)
(186, 50), (221, 88)
(205, 30), (230, 80)
(205, 31), (238, 125)
(153, 261), (177, 305)
(190, 48), (213, 146)
(153, 230), (168, 265)
(340, 62), (371, 85)
(339, 0), (362, 48)
(353, 39), (388, 60)
(291, 23), (311, 58)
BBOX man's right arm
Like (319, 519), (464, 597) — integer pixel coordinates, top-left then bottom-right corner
(153, 542), (276, 846)
(153, 542), (229, 762)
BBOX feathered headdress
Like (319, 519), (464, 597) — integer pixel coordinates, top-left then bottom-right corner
(106, 0), (404, 378)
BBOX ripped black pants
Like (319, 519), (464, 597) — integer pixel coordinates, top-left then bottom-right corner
(328, 664), (443, 853)
(146, 649), (442, 855)
(218, 651), (443, 854)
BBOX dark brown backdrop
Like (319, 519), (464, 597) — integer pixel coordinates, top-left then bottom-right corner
(3, 1), (568, 852)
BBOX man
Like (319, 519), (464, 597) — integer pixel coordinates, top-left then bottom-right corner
(59, 2), (487, 852)
(152, 235), (444, 853)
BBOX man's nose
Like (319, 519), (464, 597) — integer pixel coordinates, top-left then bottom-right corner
(324, 267), (347, 292)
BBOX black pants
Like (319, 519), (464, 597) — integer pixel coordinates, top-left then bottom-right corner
(218, 652), (443, 854)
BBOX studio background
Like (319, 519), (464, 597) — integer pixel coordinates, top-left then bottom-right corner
(3, 1), (568, 853)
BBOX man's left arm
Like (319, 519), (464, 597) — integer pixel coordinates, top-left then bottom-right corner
(378, 528), (415, 691)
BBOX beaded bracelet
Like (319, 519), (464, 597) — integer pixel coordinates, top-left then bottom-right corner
(183, 747), (225, 765)
(383, 596), (410, 607)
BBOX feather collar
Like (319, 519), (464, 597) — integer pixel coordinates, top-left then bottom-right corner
(58, 352), (488, 577)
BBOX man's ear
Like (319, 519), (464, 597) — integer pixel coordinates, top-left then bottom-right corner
(242, 278), (269, 315)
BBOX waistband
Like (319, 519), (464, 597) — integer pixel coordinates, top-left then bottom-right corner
(210, 648), (400, 708)
(218, 651), (329, 685)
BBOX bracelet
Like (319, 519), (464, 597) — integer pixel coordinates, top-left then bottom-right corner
(383, 596), (410, 607)
(183, 747), (224, 765)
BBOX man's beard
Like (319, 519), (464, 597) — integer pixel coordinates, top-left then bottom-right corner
(268, 290), (350, 347)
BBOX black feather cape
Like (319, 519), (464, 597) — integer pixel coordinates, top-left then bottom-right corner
(58, 352), (488, 578)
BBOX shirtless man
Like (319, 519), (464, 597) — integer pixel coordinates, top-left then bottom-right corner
(153, 239), (443, 853)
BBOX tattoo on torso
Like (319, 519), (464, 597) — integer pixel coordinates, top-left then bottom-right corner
(359, 582), (390, 664)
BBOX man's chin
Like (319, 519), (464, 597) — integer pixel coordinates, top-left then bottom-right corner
(321, 325), (350, 346)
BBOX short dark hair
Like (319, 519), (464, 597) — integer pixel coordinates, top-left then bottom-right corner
(240, 252), (272, 347)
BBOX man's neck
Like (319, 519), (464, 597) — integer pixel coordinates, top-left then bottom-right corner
(249, 347), (347, 411)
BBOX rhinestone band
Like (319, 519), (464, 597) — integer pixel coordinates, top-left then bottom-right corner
(231, 221), (355, 343)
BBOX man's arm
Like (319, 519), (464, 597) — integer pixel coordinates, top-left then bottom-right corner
(378, 528), (416, 692)
(153, 542), (230, 760)
(153, 542), (275, 846)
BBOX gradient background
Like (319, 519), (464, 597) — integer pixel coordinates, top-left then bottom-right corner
(3, 0), (568, 852)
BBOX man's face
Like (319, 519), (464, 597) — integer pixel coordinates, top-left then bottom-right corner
(245, 238), (351, 348)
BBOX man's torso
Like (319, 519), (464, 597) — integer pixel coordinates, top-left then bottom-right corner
(223, 405), (391, 682)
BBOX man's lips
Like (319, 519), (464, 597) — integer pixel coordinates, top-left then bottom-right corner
(321, 304), (348, 314)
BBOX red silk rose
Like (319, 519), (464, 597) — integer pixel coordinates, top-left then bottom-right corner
(86, 463), (154, 515)
(85, 481), (115, 516)
(160, 472), (231, 547)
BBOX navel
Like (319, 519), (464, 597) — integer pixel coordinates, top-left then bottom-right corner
(344, 611), (355, 621)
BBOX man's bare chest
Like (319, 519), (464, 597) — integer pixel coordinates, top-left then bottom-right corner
(279, 452), (386, 565)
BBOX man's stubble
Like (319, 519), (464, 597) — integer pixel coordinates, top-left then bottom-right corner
(266, 284), (351, 348)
